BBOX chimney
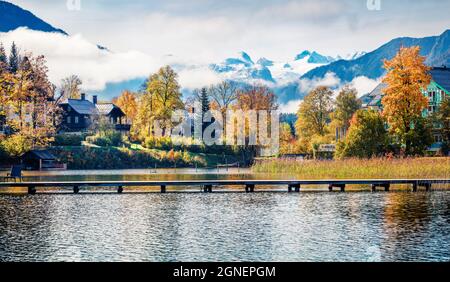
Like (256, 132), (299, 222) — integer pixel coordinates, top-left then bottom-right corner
(81, 93), (86, 100)
(93, 95), (98, 105)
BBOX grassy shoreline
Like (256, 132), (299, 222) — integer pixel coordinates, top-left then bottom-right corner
(252, 157), (450, 179)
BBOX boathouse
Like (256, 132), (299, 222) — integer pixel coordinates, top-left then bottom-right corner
(21, 150), (65, 171)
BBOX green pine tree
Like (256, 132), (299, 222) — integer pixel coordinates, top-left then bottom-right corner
(9, 42), (20, 73)
(200, 87), (211, 133)
(0, 43), (7, 68)
(200, 87), (210, 114)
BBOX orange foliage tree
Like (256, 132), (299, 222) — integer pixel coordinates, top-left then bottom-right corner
(113, 90), (138, 124)
(382, 46), (431, 155)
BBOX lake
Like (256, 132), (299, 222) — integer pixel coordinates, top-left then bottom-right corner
(1, 188), (449, 262)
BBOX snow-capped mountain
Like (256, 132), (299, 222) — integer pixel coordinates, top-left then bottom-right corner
(210, 50), (341, 86)
(210, 52), (275, 83)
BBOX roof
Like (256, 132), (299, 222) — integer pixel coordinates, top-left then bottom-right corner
(60, 97), (125, 116)
(366, 83), (387, 107)
(359, 93), (374, 107)
(95, 103), (116, 115)
(62, 99), (99, 115)
(25, 150), (57, 160)
(430, 67), (450, 92)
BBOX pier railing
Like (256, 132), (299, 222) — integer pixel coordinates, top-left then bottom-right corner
(1, 179), (449, 194)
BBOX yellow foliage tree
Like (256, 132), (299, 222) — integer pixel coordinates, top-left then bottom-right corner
(133, 66), (184, 140)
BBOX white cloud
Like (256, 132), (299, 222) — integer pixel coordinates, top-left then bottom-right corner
(0, 28), (159, 91)
(349, 76), (380, 96)
(298, 72), (341, 93)
(177, 66), (223, 90)
(297, 72), (380, 98)
(280, 100), (302, 114)
(258, 0), (348, 21)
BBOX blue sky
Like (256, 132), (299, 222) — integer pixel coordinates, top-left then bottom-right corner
(10, 0), (450, 62)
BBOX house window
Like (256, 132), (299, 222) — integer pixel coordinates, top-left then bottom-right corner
(75, 116), (79, 124)
(434, 135), (443, 143)
(67, 116), (71, 124)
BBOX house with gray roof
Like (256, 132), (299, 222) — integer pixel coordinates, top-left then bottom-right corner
(362, 66), (450, 113)
(59, 93), (130, 133)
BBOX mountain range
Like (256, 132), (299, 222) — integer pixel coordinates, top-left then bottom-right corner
(0, 0), (449, 106)
(0, 1), (66, 34)
(302, 30), (450, 82)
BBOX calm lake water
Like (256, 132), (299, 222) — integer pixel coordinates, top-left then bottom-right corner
(1, 190), (449, 262)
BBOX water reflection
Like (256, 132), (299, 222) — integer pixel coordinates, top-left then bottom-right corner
(0, 192), (449, 262)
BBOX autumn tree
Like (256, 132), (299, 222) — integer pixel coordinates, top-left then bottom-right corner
(335, 109), (388, 159)
(333, 85), (361, 132)
(134, 66), (183, 138)
(236, 85), (278, 111)
(113, 90), (138, 124)
(209, 81), (238, 121)
(60, 75), (82, 99)
(296, 86), (333, 139)
(279, 122), (296, 155)
(234, 85), (278, 158)
(0, 51), (58, 158)
(382, 46), (431, 155)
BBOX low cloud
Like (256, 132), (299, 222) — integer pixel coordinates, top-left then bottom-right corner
(280, 73), (380, 113)
(298, 72), (341, 93)
(177, 66), (223, 90)
(279, 100), (302, 114)
(348, 76), (380, 97)
(0, 28), (226, 95)
(0, 28), (159, 91)
(297, 72), (379, 97)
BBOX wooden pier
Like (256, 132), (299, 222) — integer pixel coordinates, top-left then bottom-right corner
(0, 179), (449, 194)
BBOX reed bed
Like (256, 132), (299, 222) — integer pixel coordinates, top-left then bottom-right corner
(252, 157), (450, 179)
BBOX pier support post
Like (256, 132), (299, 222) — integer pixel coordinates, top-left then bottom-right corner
(372, 183), (390, 192)
(28, 186), (36, 195)
(161, 185), (166, 193)
(245, 184), (255, 193)
(118, 186), (123, 194)
(371, 184), (377, 192)
(73, 186), (79, 194)
(329, 184), (345, 192)
(288, 184), (300, 193)
(203, 185), (213, 193)
(415, 183), (432, 192)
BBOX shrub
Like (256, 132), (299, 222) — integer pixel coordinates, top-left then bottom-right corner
(335, 110), (388, 159)
(141, 136), (241, 155)
(86, 131), (123, 147)
(50, 146), (209, 169)
(53, 134), (85, 146)
(143, 136), (174, 150)
(0, 134), (32, 158)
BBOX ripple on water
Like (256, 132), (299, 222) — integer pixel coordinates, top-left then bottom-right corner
(0, 191), (449, 262)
